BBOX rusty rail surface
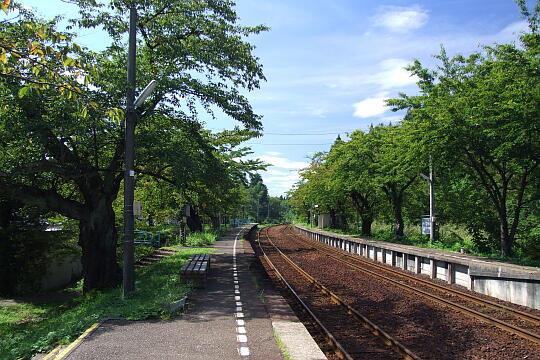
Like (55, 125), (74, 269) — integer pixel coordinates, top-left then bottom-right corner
(286, 225), (540, 345)
(258, 226), (421, 360)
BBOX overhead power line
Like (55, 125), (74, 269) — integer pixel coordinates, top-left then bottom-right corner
(264, 132), (344, 135)
(245, 143), (333, 146)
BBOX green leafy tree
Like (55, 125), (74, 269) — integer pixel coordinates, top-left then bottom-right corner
(325, 130), (380, 235)
(388, 29), (540, 255)
(0, 1), (266, 291)
(370, 124), (419, 236)
(292, 151), (350, 230)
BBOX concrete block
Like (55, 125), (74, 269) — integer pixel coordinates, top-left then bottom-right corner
(41, 254), (82, 292)
(375, 248), (383, 263)
(407, 255), (416, 272)
(420, 257), (431, 276)
(454, 264), (470, 288)
(436, 261), (448, 282)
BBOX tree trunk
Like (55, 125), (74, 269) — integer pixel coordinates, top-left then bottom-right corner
(78, 198), (121, 293)
(360, 215), (373, 236)
(393, 202), (404, 237)
(187, 207), (203, 232)
(383, 184), (405, 237)
(339, 213), (348, 231)
(210, 215), (220, 231)
(329, 209), (337, 228)
(499, 214), (513, 257)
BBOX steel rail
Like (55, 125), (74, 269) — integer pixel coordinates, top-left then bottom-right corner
(260, 226), (421, 360)
(289, 226), (540, 326)
(257, 228), (353, 360)
(284, 226), (540, 345)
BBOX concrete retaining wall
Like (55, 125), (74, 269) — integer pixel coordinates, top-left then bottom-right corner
(41, 254), (82, 292)
(296, 226), (540, 310)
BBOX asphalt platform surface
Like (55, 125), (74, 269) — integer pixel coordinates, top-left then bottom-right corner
(62, 226), (285, 360)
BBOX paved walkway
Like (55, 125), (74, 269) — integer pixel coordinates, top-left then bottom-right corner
(57, 226), (299, 360)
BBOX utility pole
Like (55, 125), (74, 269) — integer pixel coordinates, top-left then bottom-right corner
(421, 156), (436, 243)
(123, 6), (137, 296)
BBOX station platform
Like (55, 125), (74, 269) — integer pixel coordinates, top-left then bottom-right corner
(49, 225), (325, 360)
(297, 225), (540, 310)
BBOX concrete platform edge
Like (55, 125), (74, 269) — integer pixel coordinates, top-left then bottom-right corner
(47, 322), (101, 359)
(272, 321), (327, 360)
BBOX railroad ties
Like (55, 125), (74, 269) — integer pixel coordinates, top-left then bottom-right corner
(256, 225), (540, 360)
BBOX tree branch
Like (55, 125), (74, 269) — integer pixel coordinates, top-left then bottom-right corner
(0, 178), (85, 220)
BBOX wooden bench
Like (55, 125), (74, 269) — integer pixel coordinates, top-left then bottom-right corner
(181, 254), (211, 288)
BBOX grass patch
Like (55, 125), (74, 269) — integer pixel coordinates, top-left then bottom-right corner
(0, 247), (212, 360)
(250, 275), (265, 304)
(186, 232), (217, 247)
(181, 225), (231, 247)
(273, 328), (293, 360)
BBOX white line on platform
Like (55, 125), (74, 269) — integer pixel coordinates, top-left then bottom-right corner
(233, 227), (251, 357)
(239, 346), (250, 356)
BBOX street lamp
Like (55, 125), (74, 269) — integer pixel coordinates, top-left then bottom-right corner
(123, 6), (157, 296)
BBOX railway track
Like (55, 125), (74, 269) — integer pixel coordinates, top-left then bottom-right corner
(257, 226), (421, 360)
(281, 225), (540, 345)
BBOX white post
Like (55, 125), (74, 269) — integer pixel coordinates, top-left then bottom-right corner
(429, 156), (436, 243)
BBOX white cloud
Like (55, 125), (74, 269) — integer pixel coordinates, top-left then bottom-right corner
(264, 174), (300, 183)
(257, 155), (310, 169)
(352, 93), (389, 118)
(497, 20), (528, 39)
(265, 151), (281, 156)
(262, 172), (302, 196)
(368, 58), (419, 89)
(372, 5), (429, 33)
(266, 169), (288, 176)
(305, 58), (417, 93)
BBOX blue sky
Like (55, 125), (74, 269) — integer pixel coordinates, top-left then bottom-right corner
(21, 0), (529, 196)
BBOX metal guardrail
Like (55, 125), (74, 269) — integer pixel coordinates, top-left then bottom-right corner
(134, 230), (161, 247)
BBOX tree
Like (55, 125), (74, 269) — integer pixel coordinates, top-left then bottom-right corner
(247, 173), (269, 222)
(292, 152), (350, 230)
(370, 125), (418, 237)
(0, 1), (266, 291)
(388, 32), (540, 255)
(326, 130), (380, 235)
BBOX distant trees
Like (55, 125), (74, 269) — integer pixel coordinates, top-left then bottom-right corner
(388, 33), (540, 256)
(290, 4), (540, 258)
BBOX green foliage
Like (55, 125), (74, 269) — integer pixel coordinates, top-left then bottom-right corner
(0, 248), (211, 360)
(184, 225), (230, 247)
(0, 202), (79, 296)
(290, 4), (540, 260)
(387, 34), (540, 256)
(186, 232), (218, 247)
(0, 0), (267, 290)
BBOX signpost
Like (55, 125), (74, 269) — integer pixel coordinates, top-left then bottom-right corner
(421, 215), (431, 235)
